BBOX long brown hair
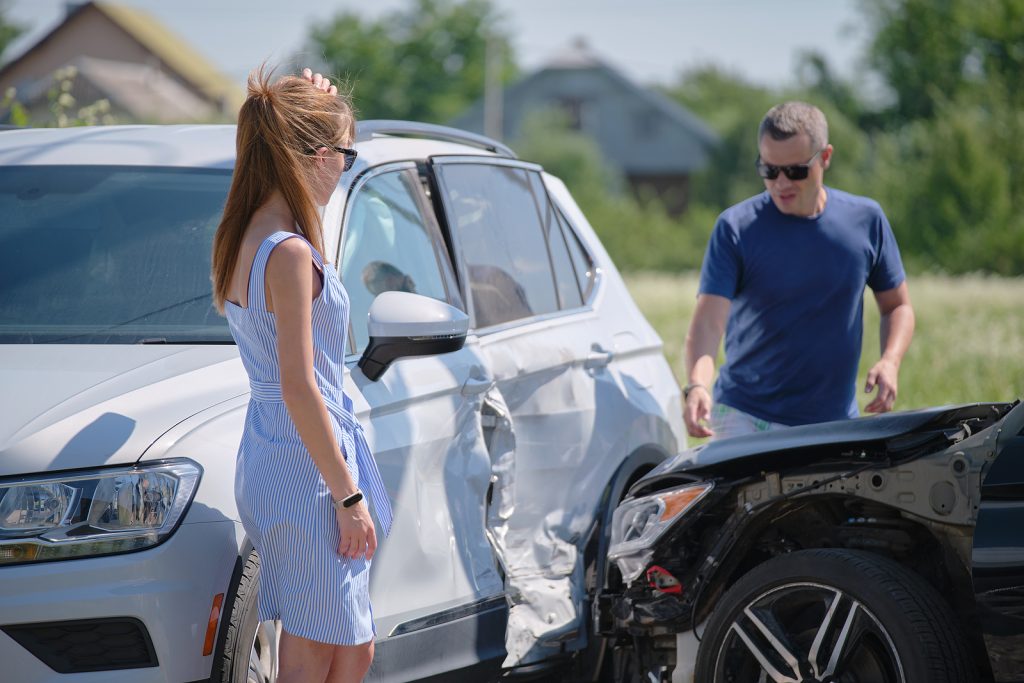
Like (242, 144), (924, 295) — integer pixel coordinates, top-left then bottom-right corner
(211, 65), (356, 313)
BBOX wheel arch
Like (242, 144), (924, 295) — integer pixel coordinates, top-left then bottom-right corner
(208, 538), (257, 681)
(591, 445), (671, 590)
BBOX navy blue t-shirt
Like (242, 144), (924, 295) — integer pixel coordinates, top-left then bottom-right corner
(699, 188), (906, 426)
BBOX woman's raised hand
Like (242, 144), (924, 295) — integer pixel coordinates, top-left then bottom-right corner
(302, 67), (338, 96)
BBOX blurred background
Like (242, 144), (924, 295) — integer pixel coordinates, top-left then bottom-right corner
(1, 0), (1021, 408)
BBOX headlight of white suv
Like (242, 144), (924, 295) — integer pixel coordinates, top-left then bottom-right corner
(607, 481), (713, 584)
(0, 459), (201, 565)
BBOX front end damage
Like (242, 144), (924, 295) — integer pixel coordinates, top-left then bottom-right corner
(597, 402), (1019, 677)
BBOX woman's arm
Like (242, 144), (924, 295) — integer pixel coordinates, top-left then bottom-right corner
(266, 237), (377, 560)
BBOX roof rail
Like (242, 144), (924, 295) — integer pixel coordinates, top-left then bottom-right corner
(356, 120), (516, 159)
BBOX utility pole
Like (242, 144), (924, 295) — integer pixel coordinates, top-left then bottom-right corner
(483, 33), (503, 141)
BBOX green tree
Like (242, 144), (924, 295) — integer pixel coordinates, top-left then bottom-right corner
(0, 1), (23, 63)
(866, 0), (1024, 123)
(310, 0), (516, 123)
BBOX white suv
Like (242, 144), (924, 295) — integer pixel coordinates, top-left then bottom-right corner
(0, 122), (684, 683)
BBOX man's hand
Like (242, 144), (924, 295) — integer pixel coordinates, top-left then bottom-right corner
(301, 67), (338, 96)
(684, 294), (730, 439)
(868, 282), (913, 414)
(683, 385), (714, 438)
(865, 357), (899, 413)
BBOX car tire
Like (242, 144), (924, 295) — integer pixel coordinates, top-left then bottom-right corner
(693, 548), (975, 683)
(213, 550), (278, 683)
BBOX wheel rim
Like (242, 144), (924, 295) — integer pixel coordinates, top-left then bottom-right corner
(712, 582), (905, 683)
(247, 620), (277, 683)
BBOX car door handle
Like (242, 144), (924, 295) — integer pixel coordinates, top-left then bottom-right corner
(461, 376), (495, 396)
(585, 347), (614, 370)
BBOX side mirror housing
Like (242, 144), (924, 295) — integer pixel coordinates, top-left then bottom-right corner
(357, 292), (469, 381)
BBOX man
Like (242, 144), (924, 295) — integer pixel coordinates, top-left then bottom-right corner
(683, 101), (915, 440)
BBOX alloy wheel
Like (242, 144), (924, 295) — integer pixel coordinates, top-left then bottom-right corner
(712, 581), (905, 683)
(247, 620), (279, 683)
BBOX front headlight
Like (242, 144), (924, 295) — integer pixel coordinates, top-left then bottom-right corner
(608, 481), (713, 584)
(0, 459), (201, 565)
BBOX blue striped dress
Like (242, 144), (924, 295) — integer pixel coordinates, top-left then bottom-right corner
(225, 230), (393, 645)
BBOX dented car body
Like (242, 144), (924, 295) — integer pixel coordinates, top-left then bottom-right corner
(0, 124), (684, 682)
(601, 400), (1024, 683)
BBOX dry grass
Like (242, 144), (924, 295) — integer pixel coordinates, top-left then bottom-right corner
(625, 272), (1024, 412)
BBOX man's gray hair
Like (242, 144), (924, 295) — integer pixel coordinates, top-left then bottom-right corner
(759, 102), (829, 151)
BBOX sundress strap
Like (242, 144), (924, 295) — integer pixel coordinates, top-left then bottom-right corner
(247, 231), (325, 312)
(248, 379), (394, 537)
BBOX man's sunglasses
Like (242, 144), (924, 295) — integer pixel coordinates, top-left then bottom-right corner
(755, 148), (823, 181)
(306, 145), (358, 172)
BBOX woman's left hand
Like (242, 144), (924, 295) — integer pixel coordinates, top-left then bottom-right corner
(301, 67), (337, 96)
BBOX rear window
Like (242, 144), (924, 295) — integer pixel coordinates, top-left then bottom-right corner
(0, 165), (232, 344)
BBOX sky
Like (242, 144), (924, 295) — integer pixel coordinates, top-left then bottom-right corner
(5, 0), (870, 89)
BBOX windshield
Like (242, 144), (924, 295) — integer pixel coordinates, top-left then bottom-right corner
(0, 165), (233, 344)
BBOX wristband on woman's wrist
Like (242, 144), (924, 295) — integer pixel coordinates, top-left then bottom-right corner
(683, 382), (709, 400)
(333, 490), (363, 510)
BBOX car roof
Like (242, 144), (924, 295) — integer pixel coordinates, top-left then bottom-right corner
(0, 123), (504, 170)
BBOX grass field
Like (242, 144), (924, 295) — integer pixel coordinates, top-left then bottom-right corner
(624, 272), (1024, 413)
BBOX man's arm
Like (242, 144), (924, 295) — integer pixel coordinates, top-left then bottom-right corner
(684, 294), (731, 437)
(865, 281), (915, 413)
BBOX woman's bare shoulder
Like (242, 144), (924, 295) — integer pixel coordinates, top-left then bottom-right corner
(265, 234), (311, 278)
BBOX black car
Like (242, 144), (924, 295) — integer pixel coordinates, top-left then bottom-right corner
(597, 400), (1024, 683)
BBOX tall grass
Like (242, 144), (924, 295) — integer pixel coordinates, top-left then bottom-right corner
(625, 272), (1024, 412)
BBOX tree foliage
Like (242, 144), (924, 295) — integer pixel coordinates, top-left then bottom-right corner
(866, 0), (1024, 122)
(309, 0), (516, 123)
(0, 1), (23, 63)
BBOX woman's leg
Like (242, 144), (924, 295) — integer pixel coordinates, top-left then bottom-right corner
(326, 640), (375, 683)
(277, 630), (335, 683)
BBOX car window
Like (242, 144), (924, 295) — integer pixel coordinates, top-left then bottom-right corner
(528, 174), (582, 310)
(556, 208), (596, 301)
(340, 168), (454, 353)
(436, 164), (560, 329)
(0, 165), (232, 344)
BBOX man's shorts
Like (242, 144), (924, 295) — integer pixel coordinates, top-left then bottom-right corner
(710, 403), (788, 441)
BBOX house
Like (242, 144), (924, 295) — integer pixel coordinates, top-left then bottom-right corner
(0, 1), (243, 124)
(451, 38), (718, 216)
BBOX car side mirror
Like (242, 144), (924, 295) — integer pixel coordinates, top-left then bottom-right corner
(357, 292), (469, 381)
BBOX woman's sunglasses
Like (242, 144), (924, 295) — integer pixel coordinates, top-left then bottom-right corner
(306, 145), (358, 172)
(755, 148), (823, 181)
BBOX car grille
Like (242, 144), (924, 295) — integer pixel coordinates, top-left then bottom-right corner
(1, 617), (158, 673)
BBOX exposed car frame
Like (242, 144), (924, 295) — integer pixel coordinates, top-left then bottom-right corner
(599, 400), (1024, 682)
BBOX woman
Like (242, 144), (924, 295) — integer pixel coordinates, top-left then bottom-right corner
(211, 67), (392, 683)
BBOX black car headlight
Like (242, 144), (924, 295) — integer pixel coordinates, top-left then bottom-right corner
(608, 481), (713, 584)
(0, 459), (201, 565)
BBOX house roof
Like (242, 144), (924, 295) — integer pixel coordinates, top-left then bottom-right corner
(74, 56), (217, 122)
(451, 39), (719, 175)
(0, 2), (242, 111)
(93, 3), (240, 107)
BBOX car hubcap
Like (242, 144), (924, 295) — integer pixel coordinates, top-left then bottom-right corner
(247, 620), (278, 683)
(713, 582), (905, 683)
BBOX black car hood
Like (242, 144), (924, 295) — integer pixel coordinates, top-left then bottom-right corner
(645, 403), (1012, 483)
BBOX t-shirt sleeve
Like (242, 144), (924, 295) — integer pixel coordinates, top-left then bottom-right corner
(867, 209), (906, 292)
(698, 215), (742, 299)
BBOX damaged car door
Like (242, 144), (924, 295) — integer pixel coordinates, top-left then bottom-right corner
(338, 163), (507, 681)
(434, 158), (623, 668)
